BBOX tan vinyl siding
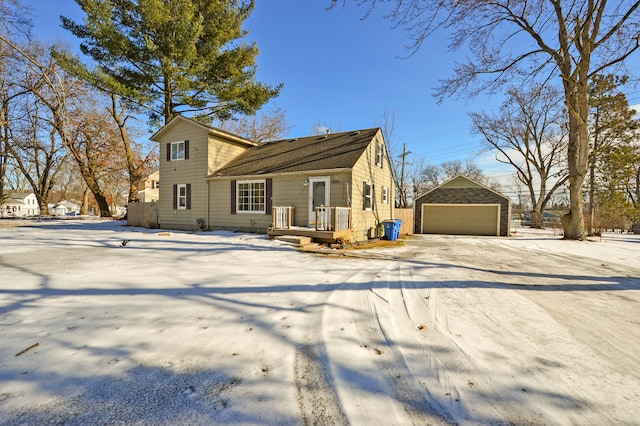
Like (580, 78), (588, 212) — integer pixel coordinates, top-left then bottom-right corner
(208, 179), (271, 231)
(208, 172), (353, 231)
(270, 173), (351, 226)
(440, 175), (484, 189)
(269, 175), (308, 227)
(157, 121), (209, 230)
(156, 119), (251, 231)
(207, 137), (249, 175)
(350, 130), (395, 239)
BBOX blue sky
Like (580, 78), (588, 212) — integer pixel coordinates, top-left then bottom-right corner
(25, 0), (640, 187)
(27, 1), (495, 168)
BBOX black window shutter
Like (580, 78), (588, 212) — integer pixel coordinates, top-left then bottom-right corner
(166, 143), (171, 161)
(184, 140), (189, 160)
(372, 184), (376, 208)
(231, 180), (236, 214)
(186, 183), (191, 209)
(172, 184), (177, 209)
(265, 178), (272, 214)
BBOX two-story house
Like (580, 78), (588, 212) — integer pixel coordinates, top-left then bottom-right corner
(151, 115), (395, 243)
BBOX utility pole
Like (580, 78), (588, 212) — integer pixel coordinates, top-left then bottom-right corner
(397, 143), (412, 208)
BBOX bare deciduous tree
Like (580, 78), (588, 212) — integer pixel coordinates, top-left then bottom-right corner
(375, 108), (411, 207)
(5, 42), (68, 215)
(0, 0), (32, 196)
(330, 0), (640, 239)
(216, 106), (292, 142)
(470, 85), (569, 228)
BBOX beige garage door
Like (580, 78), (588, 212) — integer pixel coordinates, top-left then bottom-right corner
(421, 204), (500, 236)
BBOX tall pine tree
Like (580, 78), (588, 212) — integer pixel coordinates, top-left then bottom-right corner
(60, 0), (281, 126)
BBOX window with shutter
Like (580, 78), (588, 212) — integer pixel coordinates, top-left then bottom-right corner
(235, 179), (266, 213)
(363, 181), (373, 210)
(177, 184), (187, 209)
(169, 141), (187, 161)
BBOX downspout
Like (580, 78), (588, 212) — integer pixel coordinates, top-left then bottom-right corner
(206, 179), (211, 230)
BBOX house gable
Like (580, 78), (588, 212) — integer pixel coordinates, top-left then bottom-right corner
(350, 129), (395, 237)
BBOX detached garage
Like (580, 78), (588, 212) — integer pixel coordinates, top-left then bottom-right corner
(415, 175), (511, 236)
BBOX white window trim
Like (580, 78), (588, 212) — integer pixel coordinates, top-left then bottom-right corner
(177, 184), (187, 209)
(236, 179), (266, 214)
(363, 181), (373, 211)
(382, 186), (389, 204)
(170, 141), (185, 161)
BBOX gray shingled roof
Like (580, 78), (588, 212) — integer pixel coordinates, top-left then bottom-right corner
(210, 128), (380, 177)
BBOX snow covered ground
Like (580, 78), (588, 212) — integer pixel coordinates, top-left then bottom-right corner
(0, 219), (639, 425)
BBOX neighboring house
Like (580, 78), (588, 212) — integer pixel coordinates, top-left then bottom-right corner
(49, 203), (66, 216)
(151, 115), (395, 243)
(137, 171), (160, 202)
(1, 192), (39, 217)
(50, 200), (82, 216)
(414, 175), (512, 237)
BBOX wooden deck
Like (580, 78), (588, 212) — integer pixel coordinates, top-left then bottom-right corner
(267, 226), (351, 243)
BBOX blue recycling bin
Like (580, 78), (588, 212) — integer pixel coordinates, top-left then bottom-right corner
(383, 219), (402, 241)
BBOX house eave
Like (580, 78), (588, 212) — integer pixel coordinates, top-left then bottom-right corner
(206, 167), (353, 180)
(150, 115), (257, 148)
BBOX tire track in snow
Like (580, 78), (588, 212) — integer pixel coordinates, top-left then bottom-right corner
(374, 261), (515, 424)
(323, 264), (455, 425)
(293, 343), (348, 426)
(291, 266), (371, 426)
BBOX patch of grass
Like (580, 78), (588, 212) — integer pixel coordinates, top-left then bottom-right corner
(346, 238), (406, 250)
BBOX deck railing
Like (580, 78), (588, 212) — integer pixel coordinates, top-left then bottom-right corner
(315, 206), (351, 231)
(272, 206), (295, 229)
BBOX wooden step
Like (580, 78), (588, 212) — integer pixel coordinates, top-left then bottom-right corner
(274, 235), (313, 246)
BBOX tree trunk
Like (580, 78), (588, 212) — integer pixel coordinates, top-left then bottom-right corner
(110, 94), (144, 203)
(0, 100), (8, 197)
(530, 209), (544, 229)
(81, 186), (90, 215)
(564, 121), (588, 239)
(77, 166), (110, 217)
(562, 67), (590, 240)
